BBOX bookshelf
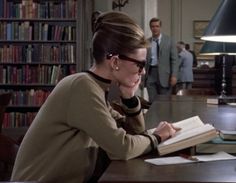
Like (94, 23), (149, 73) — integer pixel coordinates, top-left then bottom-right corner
(0, 0), (79, 135)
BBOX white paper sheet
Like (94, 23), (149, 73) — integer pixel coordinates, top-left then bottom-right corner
(227, 103), (236, 106)
(145, 151), (236, 166)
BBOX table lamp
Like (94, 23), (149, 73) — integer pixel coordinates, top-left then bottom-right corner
(201, 0), (236, 42)
(200, 41), (236, 100)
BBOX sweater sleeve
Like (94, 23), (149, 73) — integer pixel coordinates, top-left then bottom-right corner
(67, 77), (155, 160)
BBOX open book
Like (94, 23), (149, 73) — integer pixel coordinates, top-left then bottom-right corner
(149, 116), (218, 156)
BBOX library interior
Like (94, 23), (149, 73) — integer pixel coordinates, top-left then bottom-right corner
(1, 0), (236, 183)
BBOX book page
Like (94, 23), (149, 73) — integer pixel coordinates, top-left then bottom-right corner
(172, 116), (204, 133)
(147, 116), (203, 134)
(197, 151), (236, 161)
(159, 124), (215, 147)
(148, 116), (211, 146)
(159, 130), (217, 154)
(145, 156), (193, 165)
(147, 116), (216, 152)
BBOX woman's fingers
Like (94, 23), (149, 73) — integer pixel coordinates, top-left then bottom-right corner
(154, 121), (182, 141)
(171, 124), (181, 131)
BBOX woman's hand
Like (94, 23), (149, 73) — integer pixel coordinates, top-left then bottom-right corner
(119, 77), (141, 99)
(170, 76), (177, 86)
(153, 121), (181, 142)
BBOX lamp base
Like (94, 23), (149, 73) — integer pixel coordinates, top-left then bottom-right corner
(207, 96), (236, 105)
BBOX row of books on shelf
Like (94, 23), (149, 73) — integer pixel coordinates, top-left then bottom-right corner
(8, 89), (50, 106)
(0, 22), (76, 41)
(0, 44), (76, 63)
(0, 0), (77, 19)
(0, 65), (76, 84)
(2, 112), (37, 128)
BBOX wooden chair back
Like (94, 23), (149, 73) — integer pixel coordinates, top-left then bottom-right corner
(0, 92), (12, 132)
(0, 134), (19, 181)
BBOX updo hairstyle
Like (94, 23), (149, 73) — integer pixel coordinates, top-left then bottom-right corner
(92, 11), (148, 64)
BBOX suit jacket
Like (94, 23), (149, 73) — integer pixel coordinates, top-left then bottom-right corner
(178, 49), (193, 82)
(145, 34), (179, 87)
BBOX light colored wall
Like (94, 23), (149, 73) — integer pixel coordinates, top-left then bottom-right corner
(158, 0), (221, 52)
(93, 0), (158, 38)
(157, 0), (172, 36)
(181, 0), (221, 67)
(94, 0), (112, 12)
(92, 0), (221, 67)
(94, 0), (220, 47)
(93, 1), (144, 27)
(121, 0), (158, 38)
(155, 0), (221, 67)
(121, 0), (144, 27)
(181, 0), (221, 47)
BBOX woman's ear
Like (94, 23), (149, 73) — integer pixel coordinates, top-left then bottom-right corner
(110, 55), (120, 71)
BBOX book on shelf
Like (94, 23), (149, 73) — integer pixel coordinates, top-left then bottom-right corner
(196, 136), (236, 154)
(219, 130), (236, 140)
(50, 65), (61, 84)
(148, 116), (218, 156)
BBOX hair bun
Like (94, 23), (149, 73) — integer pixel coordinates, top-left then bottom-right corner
(92, 11), (102, 34)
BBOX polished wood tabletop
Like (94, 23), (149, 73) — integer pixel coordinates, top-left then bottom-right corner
(98, 155), (236, 183)
(145, 95), (236, 131)
(98, 95), (236, 183)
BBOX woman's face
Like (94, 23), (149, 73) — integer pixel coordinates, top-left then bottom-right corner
(114, 48), (147, 88)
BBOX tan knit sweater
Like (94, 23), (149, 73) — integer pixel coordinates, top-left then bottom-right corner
(11, 72), (157, 183)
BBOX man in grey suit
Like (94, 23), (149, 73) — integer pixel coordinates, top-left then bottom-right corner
(176, 41), (194, 91)
(144, 18), (179, 102)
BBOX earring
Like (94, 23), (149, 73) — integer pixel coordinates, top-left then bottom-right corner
(115, 67), (119, 70)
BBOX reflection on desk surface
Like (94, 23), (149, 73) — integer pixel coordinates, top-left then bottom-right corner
(99, 95), (236, 183)
(98, 152), (236, 183)
(145, 95), (236, 131)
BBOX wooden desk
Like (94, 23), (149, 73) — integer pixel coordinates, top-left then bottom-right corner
(98, 95), (236, 183)
(99, 156), (236, 183)
(145, 95), (236, 131)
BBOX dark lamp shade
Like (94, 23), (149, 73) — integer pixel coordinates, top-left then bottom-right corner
(200, 41), (236, 55)
(201, 0), (236, 42)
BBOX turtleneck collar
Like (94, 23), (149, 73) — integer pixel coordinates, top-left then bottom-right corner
(86, 71), (111, 84)
(85, 71), (112, 92)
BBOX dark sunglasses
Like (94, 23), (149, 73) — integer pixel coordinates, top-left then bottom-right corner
(106, 54), (146, 73)
(118, 55), (146, 73)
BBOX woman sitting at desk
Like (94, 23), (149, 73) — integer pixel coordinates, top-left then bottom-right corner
(11, 11), (179, 183)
